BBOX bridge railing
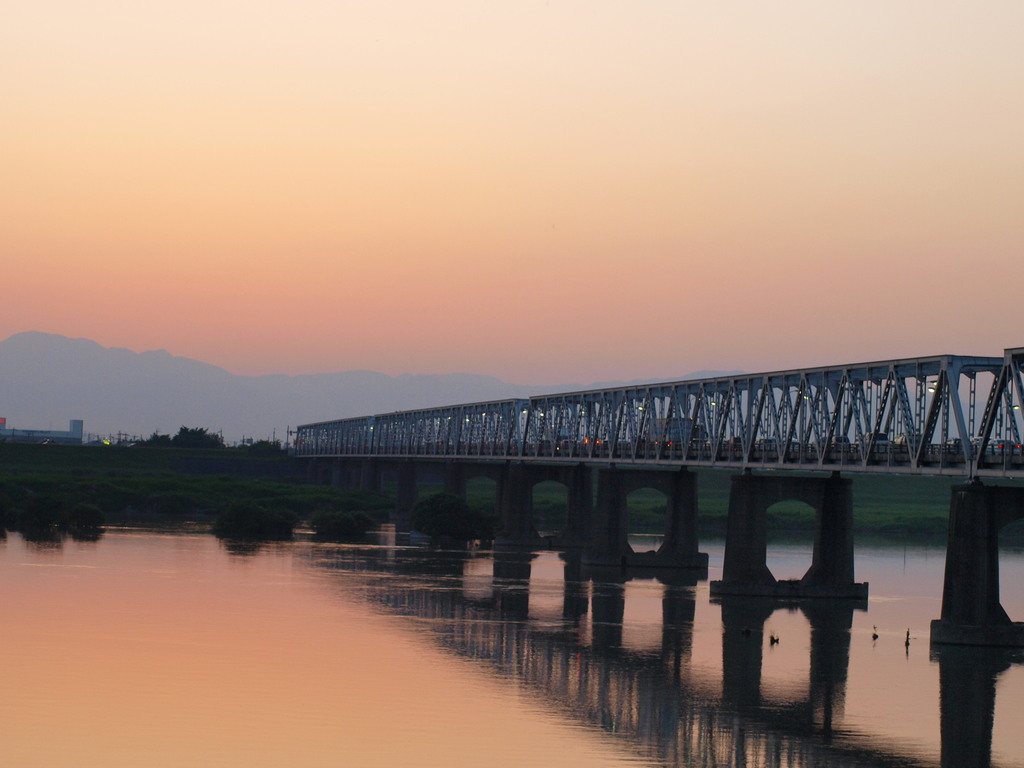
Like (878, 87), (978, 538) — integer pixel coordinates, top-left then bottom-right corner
(295, 348), (1024, 478)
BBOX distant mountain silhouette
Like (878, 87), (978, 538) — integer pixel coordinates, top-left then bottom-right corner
(0, 332), (741, 443)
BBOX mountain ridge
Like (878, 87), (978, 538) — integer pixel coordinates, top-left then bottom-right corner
(0, 332), (741, 442)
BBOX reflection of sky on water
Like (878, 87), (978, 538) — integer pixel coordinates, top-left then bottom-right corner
(2, 532), (656, 768)
(4, 530), (1024, 767)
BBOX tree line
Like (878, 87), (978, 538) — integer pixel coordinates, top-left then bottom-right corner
(139, 426), (280, 451)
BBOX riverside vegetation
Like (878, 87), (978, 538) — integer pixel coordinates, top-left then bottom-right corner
(0, 440), (390, 543)
(3, 439), (1019, 544)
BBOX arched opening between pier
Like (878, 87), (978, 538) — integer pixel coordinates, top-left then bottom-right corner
(765, 500), (817, 582)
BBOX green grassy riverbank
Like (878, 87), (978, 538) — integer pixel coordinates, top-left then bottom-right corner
(2, 442), (1021, 539)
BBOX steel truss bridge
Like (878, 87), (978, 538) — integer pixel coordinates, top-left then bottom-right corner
(296, 346), (1024, 479)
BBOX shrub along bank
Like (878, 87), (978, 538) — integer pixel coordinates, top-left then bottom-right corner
(0, 442), (391, 542)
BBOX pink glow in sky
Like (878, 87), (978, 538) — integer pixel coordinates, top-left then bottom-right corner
(3, 1), (1023, 384)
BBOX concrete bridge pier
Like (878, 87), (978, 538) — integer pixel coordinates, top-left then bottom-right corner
(306, 457), (334, 485)
(328, 458), (343, 488)
(548, 464), (592, 548)
(442, 461), (467, 498)
(930, 483), (1024, 646)
(583, 467), (707, 569)
(329, 458), (359, 489)
(710, 472), (867, 599)
(657, 469), (707, 567)
(495, 462), (544, 546)
(358, 459), (380, 493)
(393, 460), (418, 529)
(494, 462), (592, 548)
(582, 467), (628, 566)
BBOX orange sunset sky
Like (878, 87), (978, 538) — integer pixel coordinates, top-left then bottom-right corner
(3, 1), (1022, 385)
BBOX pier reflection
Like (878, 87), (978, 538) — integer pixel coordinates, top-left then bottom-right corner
(932, 644), (1024, 768)
(308, 544), (1013, 768)
(716, 596), (859, 740)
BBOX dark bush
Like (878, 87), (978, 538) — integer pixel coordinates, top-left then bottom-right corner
(13, 494), (66, 538)
(0, 501), (13, 532)
(63, 502), (105, 540)
(6, 496), (105, 541)
(171, 427), (225, 449)
(212, 500), (296, 540)
(310, 509), (376, 541)
(138, 431), (173, 447)
(411, 493), (495, 543)
(247, 439), (282, 453)
(139, 427), (225, 449)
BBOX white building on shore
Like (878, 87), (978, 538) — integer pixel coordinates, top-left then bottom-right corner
(0, 418), (84, 445)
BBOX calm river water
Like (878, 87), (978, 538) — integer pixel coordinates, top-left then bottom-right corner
(2, 528), (1023, 768)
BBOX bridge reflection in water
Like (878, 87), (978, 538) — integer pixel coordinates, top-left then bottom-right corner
(298, 346), (1024, 646)
(305, 541), (1022, 768)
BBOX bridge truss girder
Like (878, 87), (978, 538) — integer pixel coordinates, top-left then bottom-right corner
(294, 348), (1024, 479)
